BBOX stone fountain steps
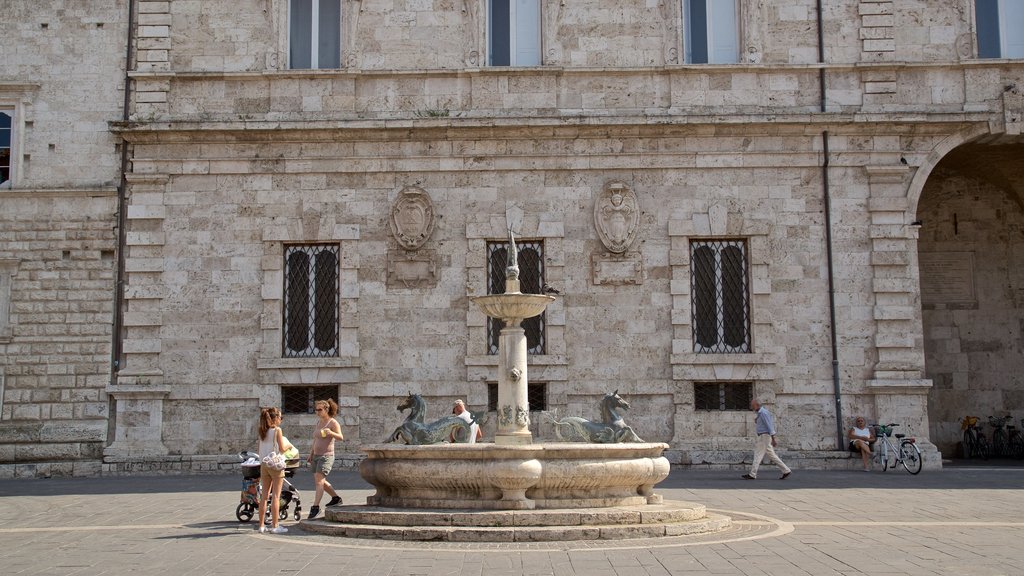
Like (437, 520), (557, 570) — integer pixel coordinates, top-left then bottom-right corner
(300, 501), (731, 542)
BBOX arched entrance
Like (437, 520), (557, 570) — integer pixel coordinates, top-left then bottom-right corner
(916, 138), (1024, 457)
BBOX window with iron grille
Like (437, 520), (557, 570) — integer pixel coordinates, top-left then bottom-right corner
(282, 385), (339, 414)
(487, 382), (547, 412)
(284, 244), (339, 357)
(694, 382), (752, 411)
(487, 240), (545, 355)
(690, 239), (750, 353)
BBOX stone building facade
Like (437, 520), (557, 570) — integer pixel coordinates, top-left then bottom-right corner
(2, 0), (1022, 476)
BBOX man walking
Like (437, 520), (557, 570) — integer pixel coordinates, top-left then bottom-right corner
(742, 399), (792, 480)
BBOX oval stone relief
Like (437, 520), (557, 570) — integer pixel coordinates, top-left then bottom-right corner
(594, 181), (640, 254)
(390, 186), (435, 250)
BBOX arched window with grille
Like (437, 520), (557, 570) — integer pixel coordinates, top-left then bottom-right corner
(690, 239), (750, 353)
(487, 240), (545, 355)
(284, 244), (339, 357)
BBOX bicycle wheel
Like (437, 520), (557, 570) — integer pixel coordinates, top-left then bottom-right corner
(900, 441), (922, 474)
(993, 430), (1007, 458)
(881, 442), (892, 471)
(977, 434), (990, 460)
(1009, 433), (1024, 460)
(962, 430), (977, 458)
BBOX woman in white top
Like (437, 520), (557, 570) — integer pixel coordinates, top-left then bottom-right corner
(257, 407), (293, 534)
(848, 416), (876, 471)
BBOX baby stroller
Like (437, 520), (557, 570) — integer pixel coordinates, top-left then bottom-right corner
(235, 450), (303, 523)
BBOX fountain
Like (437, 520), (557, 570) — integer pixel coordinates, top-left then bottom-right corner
(301, 228), (731, 541)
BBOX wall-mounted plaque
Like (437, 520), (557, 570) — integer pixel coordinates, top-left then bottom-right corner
(387, 250), (438, 289)
(919, 252), (975, 304)
(592, 252), (644, 286)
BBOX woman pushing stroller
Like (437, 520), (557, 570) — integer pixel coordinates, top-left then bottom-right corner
(307, 399), (343, 519)
(257, 407), (294, 534)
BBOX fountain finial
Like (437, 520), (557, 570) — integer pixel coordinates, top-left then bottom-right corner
(505, 227), (520, 286)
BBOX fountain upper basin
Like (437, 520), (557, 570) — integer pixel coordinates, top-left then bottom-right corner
(360, 442), (670, 510)
(471, 293), (556, 322)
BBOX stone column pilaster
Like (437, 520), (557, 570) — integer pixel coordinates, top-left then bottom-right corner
(495, 325), (531, 445)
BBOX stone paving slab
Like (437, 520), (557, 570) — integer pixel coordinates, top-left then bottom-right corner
(0, 464), (1023, 575)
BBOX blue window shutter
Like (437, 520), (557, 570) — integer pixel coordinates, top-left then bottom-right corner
(489, 0), (511, 66)
(976, 0), (1001, 58)
(318, 0), (341, 68)
(685, 0), (709, 64)
(289, 0), (313, 69)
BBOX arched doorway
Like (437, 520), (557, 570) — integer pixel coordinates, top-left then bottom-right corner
(917, 139), (1024, 457)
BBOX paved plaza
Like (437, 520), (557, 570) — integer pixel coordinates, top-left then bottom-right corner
(1, 462), (1022, 575)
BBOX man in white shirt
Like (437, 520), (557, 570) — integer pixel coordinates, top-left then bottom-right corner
(451, 399), (482, 444)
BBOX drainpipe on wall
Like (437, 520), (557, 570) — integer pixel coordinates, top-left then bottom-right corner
(110, 0), (137, 384)
(817, 0), (844, 449)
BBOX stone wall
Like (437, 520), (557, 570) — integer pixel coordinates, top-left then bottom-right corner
(0, 3), (125, 477)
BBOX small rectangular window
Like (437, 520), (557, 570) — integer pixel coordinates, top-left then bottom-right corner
(0, 107), (12, 186)
(487, 382), (547, 411)
(691, 239), (750, 353)
(282, 385), (338, 414)
(683, 0), (738, 64)
(694, 382), (752, 410)
(976, 0), (1024, 59)
(488, 0), (541, 66)
(487, 239), (545, 355)
(289, 0), (341, 69)
(284, 244), (339, 357)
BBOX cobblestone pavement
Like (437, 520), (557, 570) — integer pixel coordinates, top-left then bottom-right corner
(1, 462), (1023, 575)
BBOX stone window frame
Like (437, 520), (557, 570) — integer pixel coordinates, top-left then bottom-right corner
(487, 0), (543, 67)
(256, 226), (360, 410)
(974, 0), (1024, 59)
(269, 0), (356, 70)
(682, 0), (741, 64)
(0, 84), (37, 189)
(466, 219), (566, 400)
(668, 212), (776, 401)
(0, 259), (18, 344)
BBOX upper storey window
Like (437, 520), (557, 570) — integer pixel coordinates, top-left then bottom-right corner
(683, 0), (739, 64)
(0, 108), (11, 186)
(488, 0), (541, 66)
(976, 0), (1024, 58)
(289, 0), (342, 69)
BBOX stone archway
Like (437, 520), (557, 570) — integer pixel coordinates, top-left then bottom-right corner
(914, 137), (1024, 457)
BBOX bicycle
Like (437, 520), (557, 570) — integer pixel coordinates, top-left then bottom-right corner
(872, 423), (922, 474)
(960, 415), (989, 459)
(988, 415), (1011, 458)
(1006, 418), (1024, 460)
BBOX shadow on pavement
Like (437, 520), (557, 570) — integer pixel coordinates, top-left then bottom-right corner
(1, 465), (1023, 497)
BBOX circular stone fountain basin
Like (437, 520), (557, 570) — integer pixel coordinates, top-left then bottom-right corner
(360, 442), (670, 510)
(470, 293), (556, 322)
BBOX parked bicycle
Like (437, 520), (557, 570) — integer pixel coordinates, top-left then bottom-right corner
(988, 415), (1012, 458)
(1006, 418), (1024, 460)
(960, 415), (989, 460)
(872, 423), (922, 474)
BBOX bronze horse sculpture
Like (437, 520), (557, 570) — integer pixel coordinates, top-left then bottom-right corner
(543, 390), (644, 443)
(385, 392), (475, 445)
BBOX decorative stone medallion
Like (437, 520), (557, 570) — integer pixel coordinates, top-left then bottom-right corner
(389, 186), (435, 250)
(594, 181), (640, 254)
